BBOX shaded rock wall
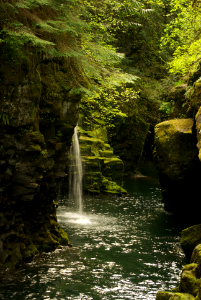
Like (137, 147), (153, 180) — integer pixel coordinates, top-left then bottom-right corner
(79, 135), (126, 195)
(0, 58), (80, 269)
(153, 118), (201, 222)
(110, 111), (150, 175)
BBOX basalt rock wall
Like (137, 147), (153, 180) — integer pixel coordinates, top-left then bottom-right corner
(0, 57), (80, 269)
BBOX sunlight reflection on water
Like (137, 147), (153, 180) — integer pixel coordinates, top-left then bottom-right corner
(0, 164), (186, 300)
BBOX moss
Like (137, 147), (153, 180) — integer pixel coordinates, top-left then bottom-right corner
(41, 232), (59, 252)
(99, 150), (113, 157)
(84, 171), (102, 193)
(191, 244), (201, 272)
(22, 243), (39, 259)
(154, 119), (196, 181)
(154, 118), (200, 216)
(169, 293), (195, 300)
(80, 144), (92, 156)
(25, 144), (42, 152)
(172, 287), (180, 293)
(190, 81), (201, 110)
(101, 176), (127, 195)
(181, 225), (201, 261)
(58, 229), (69, 245)
(180, 264), (200, 296)
(156, 291), (174, 300)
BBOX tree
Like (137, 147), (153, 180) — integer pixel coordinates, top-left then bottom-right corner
(161, 0), (201, 75)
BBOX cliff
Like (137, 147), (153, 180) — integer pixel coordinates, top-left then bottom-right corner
(154, 63), (201, 299)
(0, 56), (81, 269)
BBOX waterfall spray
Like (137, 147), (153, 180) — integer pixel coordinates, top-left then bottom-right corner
(69, 126), (83, 213)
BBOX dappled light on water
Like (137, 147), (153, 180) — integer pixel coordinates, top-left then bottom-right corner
(0, 164), (186, 300)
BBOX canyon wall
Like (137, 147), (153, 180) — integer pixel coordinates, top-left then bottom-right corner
(0, 56), (80, 270)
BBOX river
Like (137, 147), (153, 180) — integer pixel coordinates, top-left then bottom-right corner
(0, 163), (186, 300)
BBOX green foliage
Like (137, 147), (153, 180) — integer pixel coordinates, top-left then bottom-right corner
(80, 86), (139, 132)
(161, 0), (201, 74)
(0, 0), (149, 95)
(158, 100), (174, 120)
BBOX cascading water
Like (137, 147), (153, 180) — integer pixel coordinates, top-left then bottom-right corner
(69, 126), (83, 213)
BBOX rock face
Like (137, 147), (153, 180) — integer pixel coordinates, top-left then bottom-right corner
(110, 112), (150, 175)
(80, 136), (126, 195)
(0, 59), (80, 269)
(180, 224), (201, 262)
(153, 118), (201, 221)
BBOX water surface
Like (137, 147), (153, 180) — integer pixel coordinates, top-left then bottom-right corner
(0, 164), (186, 299)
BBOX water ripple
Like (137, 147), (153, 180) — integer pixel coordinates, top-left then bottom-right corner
(0, 165), (186, 300)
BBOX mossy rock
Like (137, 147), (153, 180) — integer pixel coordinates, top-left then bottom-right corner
(189, 81), (201, 110)
(156, 291), (174, 300)
(180, 263), (200, 296)
(80, 144), (92, 156)
(22, 243), (39, 259)
(83, 157), (101, 171)
(101, 158), (124, 187)
(101, 177), (126, 195)
(79, 136), (104, 146)
(99, 150), (113, 157)
(181, 225), (201, 261)
(41, 232), (59, 252)
(84, 171), (102, 193)
(172, 287), (180, 293)
(154, 118), (201, 217)
(154, 119), (196, 180)
(169, 293), (195, 300)
(195, 107), (201, 161)
(25, 144), (42, 152)
(58, 229), (69, 245)
(191, 244), (201, 271)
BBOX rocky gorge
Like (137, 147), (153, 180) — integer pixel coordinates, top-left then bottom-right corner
(154, 63), (201, 299)
(0, 56), (81, 269)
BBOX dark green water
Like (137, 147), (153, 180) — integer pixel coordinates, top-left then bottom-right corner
(0, 164), (186, 300)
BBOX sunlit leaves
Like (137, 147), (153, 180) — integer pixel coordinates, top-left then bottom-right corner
(161, 0), (201, 74)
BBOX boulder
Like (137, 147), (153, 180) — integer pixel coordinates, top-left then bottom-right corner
(154, 118), (201, 221)
(156, 291), (174, 300)
(179, 263), (200, 296)
(169, 293), (195, 300)
(181, 225), (201, 261)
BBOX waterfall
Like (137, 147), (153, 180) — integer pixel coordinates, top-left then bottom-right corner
(69, 126), (83, 213)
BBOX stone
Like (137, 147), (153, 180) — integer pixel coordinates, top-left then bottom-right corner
(195, 108), (201, 161)
(191, 244), (201, 266)
(0, 57), (80, 270)
(179, 263), (200, 296)
(181, 225), (201, 261)
(169, 293), (195, 300)
(156, 291), (174, 300)
(153, 118), (201, 220)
